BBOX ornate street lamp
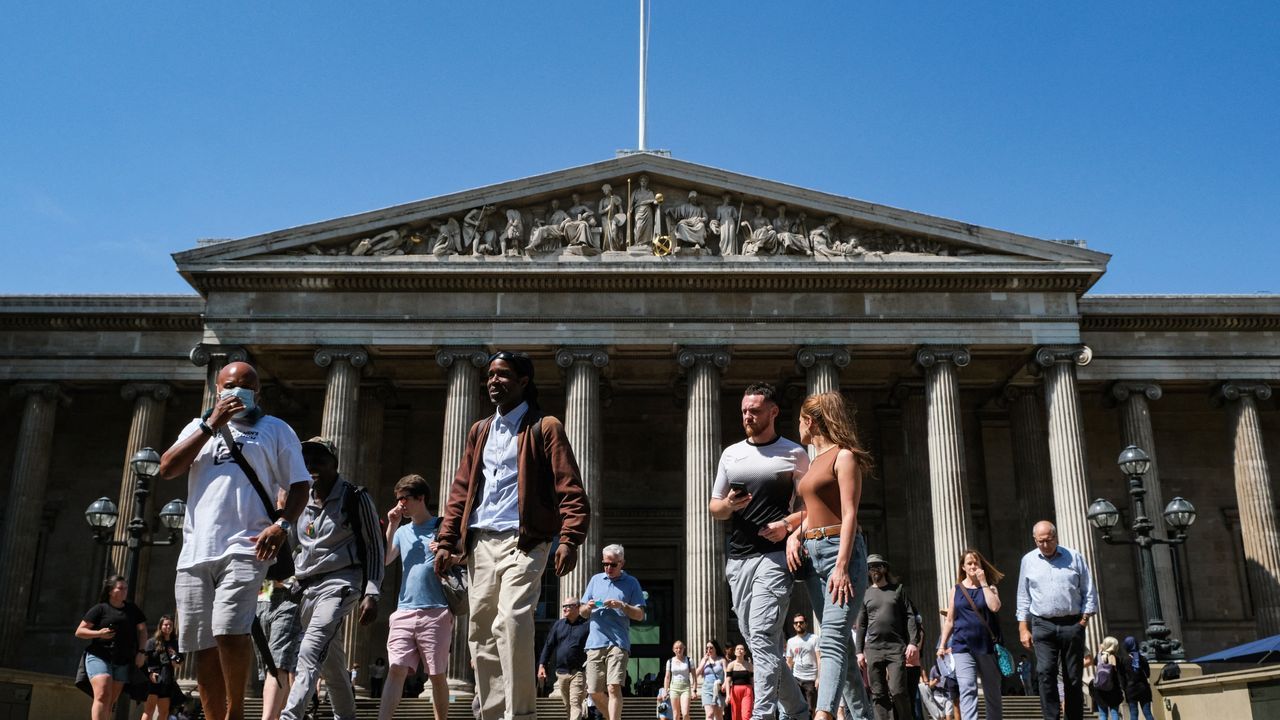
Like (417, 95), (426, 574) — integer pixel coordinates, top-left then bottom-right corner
(1088, 444), (1197, 661)
(84, 448), (185, 601)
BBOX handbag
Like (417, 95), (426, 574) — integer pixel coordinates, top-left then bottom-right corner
(74, 652), (93, 697)
(958, 583), (1015, 677)
(440, 564), (469, 616)
(219, 426), (294, 581)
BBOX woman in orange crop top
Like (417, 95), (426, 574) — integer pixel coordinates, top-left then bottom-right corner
(785, 391), (874, 720)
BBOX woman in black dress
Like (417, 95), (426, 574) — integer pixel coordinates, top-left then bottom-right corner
(141, 615), (182, 720)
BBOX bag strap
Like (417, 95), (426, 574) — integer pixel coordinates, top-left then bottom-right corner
(958, 583), (999, 643)
(218, 426), (280, 520)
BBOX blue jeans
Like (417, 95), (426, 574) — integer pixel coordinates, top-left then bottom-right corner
(1126, 702), (1154, 720)
(802, 533), (869, 719)
(84, 653), (129, 682)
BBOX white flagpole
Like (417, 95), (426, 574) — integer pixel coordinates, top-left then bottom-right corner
(638, 0), (647, 151)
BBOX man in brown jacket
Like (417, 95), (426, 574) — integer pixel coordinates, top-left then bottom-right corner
(435, 351), (589, 720)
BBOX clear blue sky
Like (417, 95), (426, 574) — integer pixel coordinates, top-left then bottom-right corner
(2, 2), (1276, 295)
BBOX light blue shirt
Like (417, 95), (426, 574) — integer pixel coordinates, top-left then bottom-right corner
(392, 519), (448, 610)
(582, 571), (646, 651)
(1015, 544), (1099, 621)
(470, 401), (528, 532)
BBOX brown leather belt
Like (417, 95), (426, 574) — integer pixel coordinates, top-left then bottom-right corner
(803, 524), (841, 540)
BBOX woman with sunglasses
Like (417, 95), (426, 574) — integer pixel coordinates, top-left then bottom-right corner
(695, 640), (726, 720)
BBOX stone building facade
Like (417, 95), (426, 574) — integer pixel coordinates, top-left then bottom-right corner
(0, 154), (1276, 684)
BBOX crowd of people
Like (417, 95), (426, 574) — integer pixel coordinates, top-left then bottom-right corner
(72, 353), (1162, 720)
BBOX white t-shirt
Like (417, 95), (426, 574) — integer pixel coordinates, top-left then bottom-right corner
(786, 633), (819, 681)
(176, 415), (311, 570)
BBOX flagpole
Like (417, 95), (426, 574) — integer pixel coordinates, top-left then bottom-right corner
(638, 0), (647, 152)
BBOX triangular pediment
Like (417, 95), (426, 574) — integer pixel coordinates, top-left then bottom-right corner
(173, 154), (1108, 290)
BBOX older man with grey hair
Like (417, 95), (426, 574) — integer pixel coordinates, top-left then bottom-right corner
(580, 544), (646, 720)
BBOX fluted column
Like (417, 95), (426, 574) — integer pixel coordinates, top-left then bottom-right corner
(1110, 381), (1182, 641)
(0, 383), (63, 663)
(556, 348), (610, 602)
(797, 346), (849, 396)
(1002, 384), (1056, 528)
(111, 383), (172, 599)
(679, 346), (731, 647)
(1218, 381), (1280, 635)
(916, 347), (973, 609)
(894, 383), (939, 644)
(189, 344), (248, 413)
(315, 347), (368, 478)
(1036, 345), (1106, 652)
(344, 384), (393, 690)
(435, 347), (488, 693)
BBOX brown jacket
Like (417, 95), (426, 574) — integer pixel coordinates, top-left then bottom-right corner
(437, 408), (589, 554)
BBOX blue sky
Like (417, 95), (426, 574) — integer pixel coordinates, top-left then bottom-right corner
(2, 2), (1276, 295)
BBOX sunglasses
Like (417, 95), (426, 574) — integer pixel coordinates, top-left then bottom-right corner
(602, 561), (619, 568)
(562, 603), (577, 609)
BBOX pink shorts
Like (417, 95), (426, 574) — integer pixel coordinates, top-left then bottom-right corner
(386, 607), (453, 675)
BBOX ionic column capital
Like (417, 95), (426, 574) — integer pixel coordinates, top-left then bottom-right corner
(189, 344), (248, 367)
(915, 346), (970, 370)
(796, 346), (850, 370)
(435, 347), (488, 370)
(10, 383), (64, 404)
(555, 347), (610, 369)
(314, 346), (369, 369)
(889, 381), (925, 406)
(1110, 381), (1163, 403)
(999, 381), (1041, 407)
(677, 346), (731, 371)
(1034, 345), (1092, 368)
(121, 383), (172, 402)
(1217, 381), (1273, 403)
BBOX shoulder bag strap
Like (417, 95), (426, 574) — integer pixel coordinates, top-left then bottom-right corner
(958, 583), (999, 643)
(218, 425), (280, 520)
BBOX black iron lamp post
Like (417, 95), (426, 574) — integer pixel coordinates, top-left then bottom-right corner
(84, 448), (186, 601)
(1087, 444), (1197, 661)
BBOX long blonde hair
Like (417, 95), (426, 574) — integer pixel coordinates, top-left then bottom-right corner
(799, 392), (873, 475)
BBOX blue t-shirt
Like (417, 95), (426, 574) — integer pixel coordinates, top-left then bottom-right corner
(582, 571), (646, 651)
(393, 519), (448, 610)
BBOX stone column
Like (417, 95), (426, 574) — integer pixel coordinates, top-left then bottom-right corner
(344, 384), (392, 690)
(1002, 384), (1056, 528)
(797, 346), (849, 396)
(1110, 381), (1182, 641)
(894, 383), (939, 644)
(1036, 345), (1106, 652)
(435, 347), (489, 693)
(189, 344), (248, 413)
(916, 347), (973, 609)
(111, 383), (172, 600)
(1218, 381), (1280, 635)
(314, 347), (368, 479)
(678, 346), (731, 647)
(0, 383), (63, 663)
(555, 348), (610, 602)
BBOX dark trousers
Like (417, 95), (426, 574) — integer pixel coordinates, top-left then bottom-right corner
(798, 679), (817, 717)
(866, 651), (911, 720)
(1030, 615), (1086, 720)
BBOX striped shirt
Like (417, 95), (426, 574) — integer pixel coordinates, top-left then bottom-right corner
(1015, 545), (1098, 621)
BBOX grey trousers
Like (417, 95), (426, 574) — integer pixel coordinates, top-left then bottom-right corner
(726, 551), (810, 720)
(280, 575), (360, 720)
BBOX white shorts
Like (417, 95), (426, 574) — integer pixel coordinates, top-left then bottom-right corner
(175, 554), (268, 653)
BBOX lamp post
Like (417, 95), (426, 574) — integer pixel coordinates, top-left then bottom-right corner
(84, 448), (186, 602)
(1087, 444), (1197, 661)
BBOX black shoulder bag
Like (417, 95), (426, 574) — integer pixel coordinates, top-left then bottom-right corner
(218, 426), (295, 581)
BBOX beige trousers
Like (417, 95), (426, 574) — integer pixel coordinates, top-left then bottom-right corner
(467, 530), (551, 720)
(556, 670), (586, 720)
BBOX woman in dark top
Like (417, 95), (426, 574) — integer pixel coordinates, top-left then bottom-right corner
(1120, 636), (1155, 720)
(141, 615), (182, 720)
(937, 550), (1004, 720)
(75, 575), (148, 720)
(722, 644), (754, 720)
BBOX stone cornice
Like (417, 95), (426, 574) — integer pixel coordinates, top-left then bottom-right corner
(1081, 314), (1280, 332)
(0, 314), (202, 332)
(1080, 295), (1280, 332)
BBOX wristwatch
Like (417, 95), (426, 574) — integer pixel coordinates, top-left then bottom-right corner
(198, 421), (214, 436)
(274, 518), (292, 532)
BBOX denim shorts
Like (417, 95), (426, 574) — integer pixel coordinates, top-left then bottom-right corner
(85, 653), (130, 682)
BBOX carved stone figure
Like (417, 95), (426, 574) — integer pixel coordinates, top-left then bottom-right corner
(526, 214), (565, 254)
(772, 205), (813, 256)
(630, 175), (657, 248)
(431, 217), (464, 256)
(349, 225), (413, 256)
(598, 184), (626, 252)
(709, 194), (740, 256)
(741, 204), (779, 256)
(463, 205), (498, 255)
(667, 190), (709, 253)
(562, 194), (599, 253)
(501, 209), (524, 256)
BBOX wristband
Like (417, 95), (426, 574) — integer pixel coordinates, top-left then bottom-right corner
(198, 421), (214, 436)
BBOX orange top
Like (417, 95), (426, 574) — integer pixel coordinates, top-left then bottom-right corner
(796, 447), (845, 529)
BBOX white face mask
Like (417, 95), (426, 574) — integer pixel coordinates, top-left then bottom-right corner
(219, 386), (257, 417)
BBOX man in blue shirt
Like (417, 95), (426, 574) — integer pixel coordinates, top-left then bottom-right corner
(581, 544), (646, 720)
(539, 596), (592, 720)
(1015, 520), (1099, 720)
(379, 474), (451, 720)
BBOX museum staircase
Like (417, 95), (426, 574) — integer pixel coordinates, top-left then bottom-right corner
(241, 693), (1043, 720)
